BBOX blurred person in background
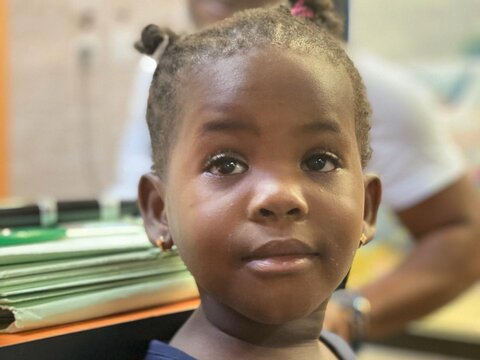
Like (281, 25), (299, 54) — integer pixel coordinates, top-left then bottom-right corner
(109, 0), (480, 347)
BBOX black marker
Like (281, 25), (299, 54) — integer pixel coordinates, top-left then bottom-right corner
(0, 199), (139, 228)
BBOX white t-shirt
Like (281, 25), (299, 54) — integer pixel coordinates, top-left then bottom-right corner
(353, 51), (465, 209)
(108, 52), (466, 211)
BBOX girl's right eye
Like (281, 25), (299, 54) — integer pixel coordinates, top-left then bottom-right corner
(204, 153), (249, 176)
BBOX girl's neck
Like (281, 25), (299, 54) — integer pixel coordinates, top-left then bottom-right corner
(170, 294), (337, 360)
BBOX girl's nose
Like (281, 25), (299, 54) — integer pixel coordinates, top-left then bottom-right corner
(247, 179), (309, 223)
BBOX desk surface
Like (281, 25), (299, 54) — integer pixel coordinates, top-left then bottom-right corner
(0, 298), (200, 347)
(1, 295), (479, 360)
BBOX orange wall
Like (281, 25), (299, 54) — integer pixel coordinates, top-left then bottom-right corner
(0, 0), (8, 197)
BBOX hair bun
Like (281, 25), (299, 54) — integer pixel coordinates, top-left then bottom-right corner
(134, 24), (178, 61)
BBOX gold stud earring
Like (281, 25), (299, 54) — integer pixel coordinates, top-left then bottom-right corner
(155, 235), (167, 251)
(359, 233), (367, 246)
(155, 235), (174, 251)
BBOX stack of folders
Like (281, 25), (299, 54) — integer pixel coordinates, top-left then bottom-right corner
(0, 222), (197, 333)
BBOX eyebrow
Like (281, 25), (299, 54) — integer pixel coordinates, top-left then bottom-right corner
(200, 118), (260, 136)
(298, 119), (341, 134)
(199, 118), (341, 137)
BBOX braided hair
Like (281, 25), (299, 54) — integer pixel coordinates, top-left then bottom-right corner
(136, 0), (371, 178)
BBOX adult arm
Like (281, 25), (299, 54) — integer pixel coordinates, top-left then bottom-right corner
(360, 174), (480, 339)
(324, 175), (480, 341)
(325, 51), (480, 342)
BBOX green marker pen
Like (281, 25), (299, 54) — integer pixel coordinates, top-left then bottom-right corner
(0, 227), (67, 247)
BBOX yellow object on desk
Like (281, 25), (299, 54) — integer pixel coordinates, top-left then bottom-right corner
(409, 283), (480, 343)
(348, 240), (480, 347)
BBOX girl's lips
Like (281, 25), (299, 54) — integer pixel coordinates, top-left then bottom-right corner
(243, 239), (319, 275)
(244, 238), (317, 259)
(245, 254), (318, 275)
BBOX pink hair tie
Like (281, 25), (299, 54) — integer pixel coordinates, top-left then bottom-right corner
(291, 0), (315, 19)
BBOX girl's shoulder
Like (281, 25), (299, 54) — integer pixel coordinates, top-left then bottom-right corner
(144, 339), (197, 360)
(320, 331), (357, 360)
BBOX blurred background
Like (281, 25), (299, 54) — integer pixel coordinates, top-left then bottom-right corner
(0, 0), (479, 359)
(0, 0), (479, 200)
(1, 0), (193, 200)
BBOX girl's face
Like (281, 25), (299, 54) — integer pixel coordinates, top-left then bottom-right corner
(141, 48), (380, 325)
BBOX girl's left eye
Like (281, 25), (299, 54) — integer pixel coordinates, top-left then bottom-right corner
(302, 153), (339, 172)
(205, 154), (249, 176)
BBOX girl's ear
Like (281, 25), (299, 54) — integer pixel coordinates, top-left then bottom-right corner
(362, 174), (382, 245)
(138, 173), (173, 249)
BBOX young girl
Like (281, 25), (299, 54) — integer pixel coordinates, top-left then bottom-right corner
(137, 1), (381, 359)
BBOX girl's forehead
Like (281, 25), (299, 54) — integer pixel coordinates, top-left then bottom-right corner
(169, 47), (359, 154)
(179, 47), (355, 119)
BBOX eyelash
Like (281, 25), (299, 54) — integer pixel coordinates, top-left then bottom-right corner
(204, 151), (249, 176)
(301, 151), (341, 173)
(203, 150), (341, 176)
